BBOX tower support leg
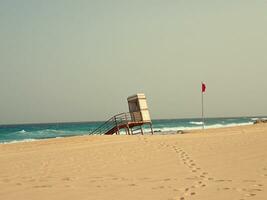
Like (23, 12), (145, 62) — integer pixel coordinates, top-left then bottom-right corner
(140, 126), (144, 135)
(150, 123), (154, 135)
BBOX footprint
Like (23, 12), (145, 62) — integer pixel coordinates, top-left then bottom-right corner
(186, 176), (198, 180)
(62, 177), (71, 181)
(245, 193), (256, 197)
(253, 184), (263, 187)
(139, 177), (149, 180)
(243, 180), (256, 182)
(33, 185), (52, 188)
(190, 192), (196, 195)
(215, 180), (225, 182)
(250, 188), (262, 192)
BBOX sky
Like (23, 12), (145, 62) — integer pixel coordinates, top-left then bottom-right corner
(0, 0), (267, 124)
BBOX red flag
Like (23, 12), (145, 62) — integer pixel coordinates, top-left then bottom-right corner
(202, 83), (206, 93)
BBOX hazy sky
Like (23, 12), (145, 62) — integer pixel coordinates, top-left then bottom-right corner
(0, 0), (266, 124)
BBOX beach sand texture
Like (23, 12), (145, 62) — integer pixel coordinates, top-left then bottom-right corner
(0, 124), (267, 200)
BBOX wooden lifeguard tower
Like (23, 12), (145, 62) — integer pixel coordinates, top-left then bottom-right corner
(91, 93), (154, 135)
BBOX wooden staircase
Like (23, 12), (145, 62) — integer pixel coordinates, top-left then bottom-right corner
(90, 112), (153, 135)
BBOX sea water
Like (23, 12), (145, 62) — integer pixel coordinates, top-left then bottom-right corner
(0, 117), (265, 144)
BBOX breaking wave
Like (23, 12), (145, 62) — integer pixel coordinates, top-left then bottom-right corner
(18, 130), (27, 134)
(147, 122), (253, 133)
(189, 121), (204, 125)
(1, 139), (38, 144)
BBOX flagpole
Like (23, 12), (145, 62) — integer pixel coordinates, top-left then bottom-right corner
(201, 82), (204, 130)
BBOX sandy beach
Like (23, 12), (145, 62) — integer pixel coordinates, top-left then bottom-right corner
(0, 124), (267, 200)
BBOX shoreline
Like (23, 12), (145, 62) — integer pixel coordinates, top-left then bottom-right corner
(0, 122), (256, 145)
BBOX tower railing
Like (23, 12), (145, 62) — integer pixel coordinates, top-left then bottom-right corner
(90, 111), (143, 135)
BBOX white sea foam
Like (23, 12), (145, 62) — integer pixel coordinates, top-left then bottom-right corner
(205, 122), (253, 129)
(0, 138), (38, 144)
(0, 136), (71, 144)
(36, 129), (63, 134)
(251, 117), (267, 121)
(189, 121), (204, 125)
(251, 118), (259, 121)
(18, 130), (27, 134)
(147, 122), (253, 133)
(142, 126), (201, 133)
(32, 129), (86, 135)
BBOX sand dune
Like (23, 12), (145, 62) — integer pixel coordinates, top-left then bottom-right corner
(0, 124), (267, 200)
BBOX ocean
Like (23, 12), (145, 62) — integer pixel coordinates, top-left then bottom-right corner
(0, 117), (265, 144)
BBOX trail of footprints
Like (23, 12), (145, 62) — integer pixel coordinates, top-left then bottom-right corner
(158, 142), (264, 200)
(172, 145), (208, 200)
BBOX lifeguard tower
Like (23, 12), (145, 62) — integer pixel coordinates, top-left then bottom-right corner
(91, 93), (154, 135)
